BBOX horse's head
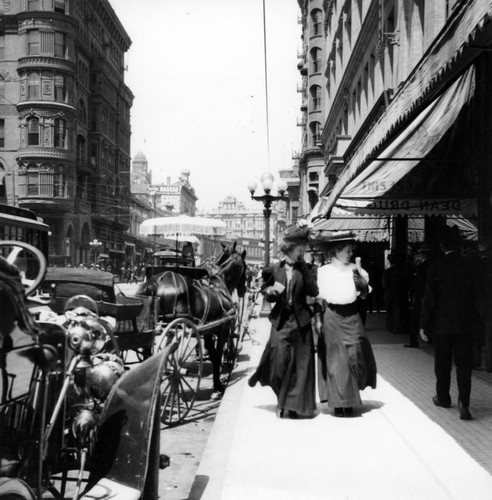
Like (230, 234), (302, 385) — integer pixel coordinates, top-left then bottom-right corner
(214, 242), (247, 297)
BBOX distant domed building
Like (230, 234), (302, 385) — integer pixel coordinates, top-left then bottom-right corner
(132, 150), (151, 185)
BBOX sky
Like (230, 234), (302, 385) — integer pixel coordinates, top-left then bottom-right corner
(109, 0), (302, 211)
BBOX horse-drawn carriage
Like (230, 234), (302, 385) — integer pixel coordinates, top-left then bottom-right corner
(0, 238), (246, 500)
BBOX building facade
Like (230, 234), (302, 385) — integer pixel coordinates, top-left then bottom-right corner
(295, 0), (328, 217)
(198, 195), (287, 265)
(151, 170), (197, 216)
(0, 0), (135, 267)
(300, 0), (492, 252)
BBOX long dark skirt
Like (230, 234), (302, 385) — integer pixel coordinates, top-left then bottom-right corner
(254, 314), (316, 417)
(318, 306), (377, 408)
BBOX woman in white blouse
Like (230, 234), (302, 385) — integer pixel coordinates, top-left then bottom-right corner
(316, 233), (377, 417)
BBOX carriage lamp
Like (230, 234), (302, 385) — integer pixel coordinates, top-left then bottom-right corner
(247, 174), (288, 266)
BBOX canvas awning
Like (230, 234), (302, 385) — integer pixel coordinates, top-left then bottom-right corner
(312, 208), (425, 242)
(316, 64), (478, 218)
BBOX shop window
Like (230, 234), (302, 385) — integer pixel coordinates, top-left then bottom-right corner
(27, 117), (40, 145)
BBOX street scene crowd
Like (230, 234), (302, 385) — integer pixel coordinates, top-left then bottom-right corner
(247, 221), (492, 423)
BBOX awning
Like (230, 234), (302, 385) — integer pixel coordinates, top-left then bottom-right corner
(312, 208), (425, 242)
(321, 65), (478, 217)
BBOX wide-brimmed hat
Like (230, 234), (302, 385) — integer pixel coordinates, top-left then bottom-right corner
(283, 224), (311, 243)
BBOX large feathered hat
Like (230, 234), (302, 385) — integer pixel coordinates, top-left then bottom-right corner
(283, 223), (311, 243)
(311, 230), (356, 246)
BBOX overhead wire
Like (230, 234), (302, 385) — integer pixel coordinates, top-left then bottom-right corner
(262, 0), (270, 172)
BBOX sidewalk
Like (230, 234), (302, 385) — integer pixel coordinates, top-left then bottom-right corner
(189, 313), (492, 500)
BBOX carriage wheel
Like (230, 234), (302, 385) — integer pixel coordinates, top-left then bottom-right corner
(0, 240), (47, 295)
(156, 318), (203, 426)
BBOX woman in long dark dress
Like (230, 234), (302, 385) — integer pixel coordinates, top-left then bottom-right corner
(248, 225), (319, 419)
(316, 233), (377, 417)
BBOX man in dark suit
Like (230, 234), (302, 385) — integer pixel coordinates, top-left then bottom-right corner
(420, 225), (474, 420)
(248, 224), (319, 419)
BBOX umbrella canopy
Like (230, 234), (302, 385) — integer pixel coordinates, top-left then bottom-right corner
(161, 234), (200, 245)
(139, 215), (226, 237)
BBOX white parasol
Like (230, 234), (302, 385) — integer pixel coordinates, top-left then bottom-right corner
(139, 215), (226, 238)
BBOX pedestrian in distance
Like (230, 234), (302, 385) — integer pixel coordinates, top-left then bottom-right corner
(406, 243), (435, 348)
(383, 253), (410, 334)
(248, 223), (319, 419)
(315, 232), (377, 417)
(420, 225), (474, 420)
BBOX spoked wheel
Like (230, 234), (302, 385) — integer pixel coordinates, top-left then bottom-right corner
(156, 318), (203, 426)
(0, 240), (47, 295)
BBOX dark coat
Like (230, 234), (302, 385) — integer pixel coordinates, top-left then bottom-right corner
(262, 260), (318, 330)
(420, 251), (472, 336)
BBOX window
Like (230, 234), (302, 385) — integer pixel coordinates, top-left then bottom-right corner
(55, 75), (65, 102)
(27, 169), (39, 196)
(54, 118), (66, 148)
(27, 72), (40, 99)
(27, 0), (40, 10)
(54, 0), (66, 13)
(54, 32), (66, 58)
(310, 85), (321, 110)
(0, 119), (4, 147)
(311, 47), (321, 73)
(27, 117), (40, 145)
(310, 121), (321, 144)
(78, 99), (87, 123)
(19, 163), (66, 198)
(27, 31), (40, 55)
(312, 9), (323, 36)
(54, 166), (65, 197)
(0, 36), (4, 60)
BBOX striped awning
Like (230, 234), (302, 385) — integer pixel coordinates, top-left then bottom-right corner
(315, 64), (478, 218)
(313, 0), (491, 219)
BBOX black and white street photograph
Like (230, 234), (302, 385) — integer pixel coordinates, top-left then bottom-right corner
(1, 1), (492, 499)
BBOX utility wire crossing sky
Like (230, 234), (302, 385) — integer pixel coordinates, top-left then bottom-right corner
(110, 0), (302, 210)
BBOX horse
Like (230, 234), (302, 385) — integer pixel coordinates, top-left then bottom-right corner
(137, 242), (247, 396)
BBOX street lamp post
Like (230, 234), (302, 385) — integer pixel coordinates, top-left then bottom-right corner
(89, 238), (102, 266)
(247, 173), (288, 267)
(148, 188), (158, 258)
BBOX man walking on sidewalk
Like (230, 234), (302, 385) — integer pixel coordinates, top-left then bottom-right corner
(420, 225), (474, 420)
